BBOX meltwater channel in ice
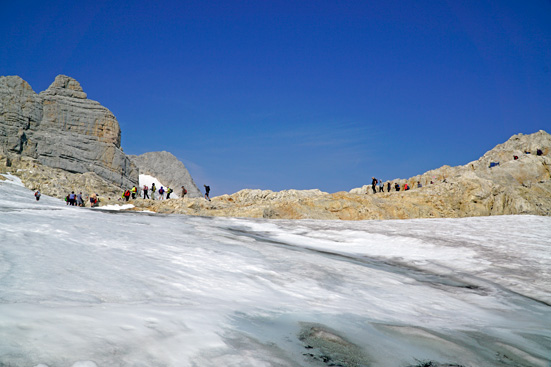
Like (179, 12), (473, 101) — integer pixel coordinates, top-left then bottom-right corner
(0, 174), (550, 367)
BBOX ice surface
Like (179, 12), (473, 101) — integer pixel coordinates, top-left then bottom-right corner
(1, 174), (550, 366)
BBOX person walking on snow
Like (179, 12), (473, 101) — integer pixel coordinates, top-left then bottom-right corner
(77, 192), (84, 206)
(34, 190), (41, 201)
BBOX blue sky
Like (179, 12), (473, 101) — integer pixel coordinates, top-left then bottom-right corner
(2, 1), (550, 195)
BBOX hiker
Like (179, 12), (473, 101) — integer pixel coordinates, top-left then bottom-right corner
(77, 192), (84, 206)
(69, 191), (76, 206)
(537, 149), (543, 156)
(395, 183), (400, 192)
(124, 189), (131, 201)
(404, 183), (410, 191)
(417, 181), (422, 188)
(90, 193), (99, 207)
(378, 179), (384, 192)
(143, 185), (149, 199)
(151, 183), (156, 200)
(387, 182), (391, 192)
(34, 190), (41, 201)
(181, 186), (187, 198)
(159, 186), (165, 200)
(131, 186), (137, 199)
(204, 184), (211, 201)
(371, 177), (378, 194)
(166, 187), (172, 199)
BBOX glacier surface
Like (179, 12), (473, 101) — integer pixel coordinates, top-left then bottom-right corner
(0, 174), (550, 366)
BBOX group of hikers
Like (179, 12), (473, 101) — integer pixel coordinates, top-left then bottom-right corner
(126, 183), (173, 201)
(34, 191), (101, 207)
(121, 183), (211, 201)
(370, 177), (426, 194)
(34, 184), (212, 207)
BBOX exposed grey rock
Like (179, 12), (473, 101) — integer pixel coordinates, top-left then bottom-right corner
(0, 75), (138, 188)
(129, 151), (202, 197)
(0, 75), (42, 156)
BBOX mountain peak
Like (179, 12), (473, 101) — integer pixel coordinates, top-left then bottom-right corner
(42, 74), (87, 99)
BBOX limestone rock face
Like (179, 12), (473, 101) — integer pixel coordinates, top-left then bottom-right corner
(129, 151), (202, 197)
(0, 76), (42, 156)
(0, 75), (138, 188)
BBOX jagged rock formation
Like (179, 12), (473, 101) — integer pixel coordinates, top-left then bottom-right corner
(0, 75), (138, 189)
(129, 151), (202, 197)
(124, 131), (551, 219)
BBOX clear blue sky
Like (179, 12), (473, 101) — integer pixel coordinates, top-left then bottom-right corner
(2, 1), (550, 195)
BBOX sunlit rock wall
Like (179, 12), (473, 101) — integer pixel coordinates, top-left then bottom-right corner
(0, 75), (138, 189)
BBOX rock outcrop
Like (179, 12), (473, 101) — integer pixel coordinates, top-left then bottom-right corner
(129, 151), (202, 197)
(0, 75), (138, 189)
(124, 130), (551, 220)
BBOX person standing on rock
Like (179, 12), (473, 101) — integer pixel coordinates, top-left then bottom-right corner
(151, 183), (156, 200)
(143, 185), (149, 199)
(131, 186), (137, 200)
(371, 177), (378, 194)
(166, 187), (172, 199)
(159, 186), (165, 200)
(181, 186), (187, 198)
(204, 185), (211, 201)
(34, 190), (41, 201)
(378, 179), (384, 192)
(387, 182), (391, 192)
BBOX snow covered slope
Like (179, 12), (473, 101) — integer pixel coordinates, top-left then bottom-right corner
(0, 174), (550, 367)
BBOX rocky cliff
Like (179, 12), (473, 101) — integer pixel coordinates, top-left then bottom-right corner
(0, 75), (138, 189)
(129, 151), (202, 197)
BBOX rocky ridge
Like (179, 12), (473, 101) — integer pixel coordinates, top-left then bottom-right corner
(123, 130), (551, 219)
